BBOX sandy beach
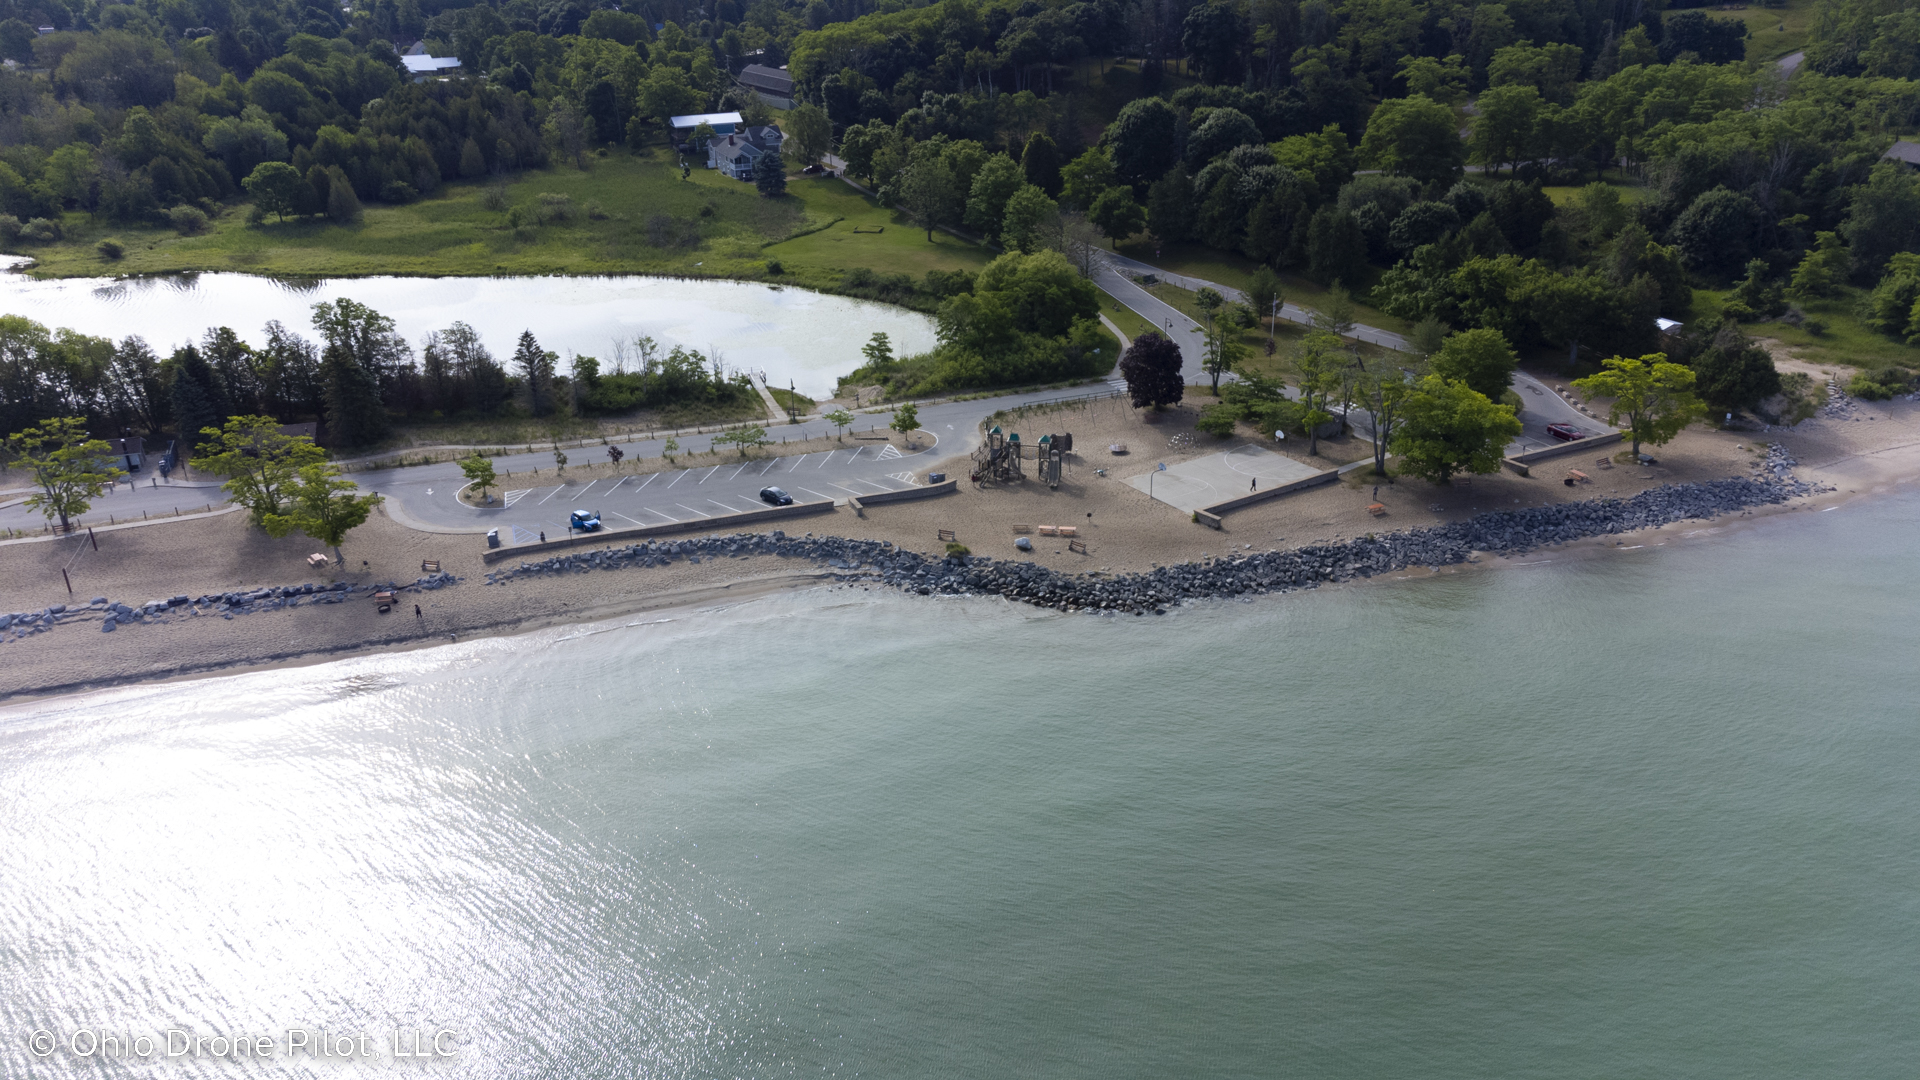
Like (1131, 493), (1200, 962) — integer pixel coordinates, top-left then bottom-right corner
(3, 371), (1914, 702)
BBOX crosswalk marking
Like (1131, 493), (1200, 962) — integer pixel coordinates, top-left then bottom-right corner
(502, 489), (531, 507)
(877, 444), (903, 460)
(887, 471), (918, 484)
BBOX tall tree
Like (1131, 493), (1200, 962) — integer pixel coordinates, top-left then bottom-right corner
(1391, 375), (1523, 482)
(1573, 353), (1706, 456)
(513, 330), (557, 416)
(261, 462), (383, 564)
(1428, 328), (1519, 404)
(1120, 331), (1184, 410)
(1088, 186), (1146, 248)
(319, 344), (388, 448)
(1358, 94), (1467, 188)
(3, 416), (124, 531)
(194, 414), (328, 525)
(753, 150), (787, 197)
(1001, 184), (1059, 254)
(1021, 133), (1063, 198)
(784, 103), (832, 167)
(168, 344), (229, 455)
(897, 155), (959, 241)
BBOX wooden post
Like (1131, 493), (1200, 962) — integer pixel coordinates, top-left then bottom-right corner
(89, 527), (97, 551)
(61, 567), (72, 594)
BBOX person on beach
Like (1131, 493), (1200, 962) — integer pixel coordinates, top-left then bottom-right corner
(1251, 478), (1257, 491)
(414, 604), (421, 617)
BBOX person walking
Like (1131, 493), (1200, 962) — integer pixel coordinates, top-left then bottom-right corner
(1251, 477), (1258, 492)
(414, 604), (422, 617)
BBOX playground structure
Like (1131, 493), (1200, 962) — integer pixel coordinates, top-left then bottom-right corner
(1036, 432), (1073, 489)
(973, 426), (1025, 483)
(974, 428), (1074, 488)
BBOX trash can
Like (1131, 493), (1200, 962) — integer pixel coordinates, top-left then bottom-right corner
(486, 528), (500, 549)
(928, 472), (945, 483)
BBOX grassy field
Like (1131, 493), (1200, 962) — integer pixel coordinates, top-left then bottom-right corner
(761, 175), (992, 277)
(1694, 0), (1816, 63)
(1689, 286), (1920, 372)
(16, 149), (995, 298)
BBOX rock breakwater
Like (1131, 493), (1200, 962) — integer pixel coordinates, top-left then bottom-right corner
(488, 470), (1820, 615)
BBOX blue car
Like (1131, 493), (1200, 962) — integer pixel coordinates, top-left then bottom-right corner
(570, 509), (602, 531)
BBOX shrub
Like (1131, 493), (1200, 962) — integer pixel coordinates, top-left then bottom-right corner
(945, 542), (970, 557)
(1196, 403), (1240, 437)
(584, 199), (608, 220)
(535, 192), (575, 223)
(20, 217), (61, 242)
(380, 181), (418, 203)
(1848, 371), (1893, 400)
(167, 205), (208, 236)
(95, 238), (124, 259)
(1804, 318), (1827, 336)
(764, 259), (782, 274)
(480, 184), (510, 212)
(245, 204), (268, 225)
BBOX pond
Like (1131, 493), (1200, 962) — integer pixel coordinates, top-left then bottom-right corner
(0, 263), (938, 398)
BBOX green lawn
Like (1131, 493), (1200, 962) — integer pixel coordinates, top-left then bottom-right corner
(16, 149), (999, 298)
(1691, 286), (1920, 371)
(761, 175), (992, 278)
(1695, 0), (1817, 63)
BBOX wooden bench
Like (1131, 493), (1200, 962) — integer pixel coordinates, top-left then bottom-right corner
(937, 529), (957, 542)
(1367, 503), (1387, 516)
(1068, 538), (1088, 555)
(421, 559), (441, 572)
(1036, 525), (1079, 537)
(1108, 443), (1128, 454)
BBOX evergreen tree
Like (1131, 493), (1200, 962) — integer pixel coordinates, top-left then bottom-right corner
(326, 166), (361, 224)
(320, 344), (388, 447)
(1021, 133), (1063, 198)
(1147, 165), (1197, 244)
(754, 150), (787, 197)
(168, 344), (231, 454)
(514, 330), (557, 415)
(458, 137), (487, 178)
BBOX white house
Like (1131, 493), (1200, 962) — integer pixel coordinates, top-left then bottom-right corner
(706, 126), (785, 180)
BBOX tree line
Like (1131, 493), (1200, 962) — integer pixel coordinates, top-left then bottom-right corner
(0, 298), (754, 451)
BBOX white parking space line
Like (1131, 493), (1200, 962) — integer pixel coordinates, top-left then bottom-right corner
(827, 482), (868, 495)
(675, 503), (711, 518)
(727, 465), (748, 480)
(608, 476), (629, 495)
(708, 499), (739, 512)
(756, 458), (781, 475)
(698, 466), (722, 484)
(668, 470), (690, 487)
(571, 481), (598, 500)
(644, 507), (678, 522)
(610, 511), (647, 527)
(537, 486), (564, 504)
(636, 472), (658, 490)
(799, 487), (836, 502)
(787, 454), (806, 472)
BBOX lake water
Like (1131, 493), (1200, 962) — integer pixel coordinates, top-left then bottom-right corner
(3, 493), (1917, 1078)
(0, 267), (938, 397)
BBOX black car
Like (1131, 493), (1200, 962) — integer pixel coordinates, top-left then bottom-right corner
(759, 486), (793, 506)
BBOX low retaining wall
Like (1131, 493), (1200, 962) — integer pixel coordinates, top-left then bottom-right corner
(481, 500), (834, 564)
(1503, 431), (1624, 476)
(1196, 468), (1341, 525)
(848, 480), (958, 510)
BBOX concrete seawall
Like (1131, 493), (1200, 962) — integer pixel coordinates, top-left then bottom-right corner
(848, 480), (958, 510)
(1503, 432), (1625, 476)
(481, 500), (835, 564)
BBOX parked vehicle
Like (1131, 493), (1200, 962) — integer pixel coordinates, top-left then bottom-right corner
(759, 487), (793, 506)
(1546, 423), (1586, 442)
(570, 509), (602, 531)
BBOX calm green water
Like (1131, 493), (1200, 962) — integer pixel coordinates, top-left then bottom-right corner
(3, 494), (1917, 1078)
